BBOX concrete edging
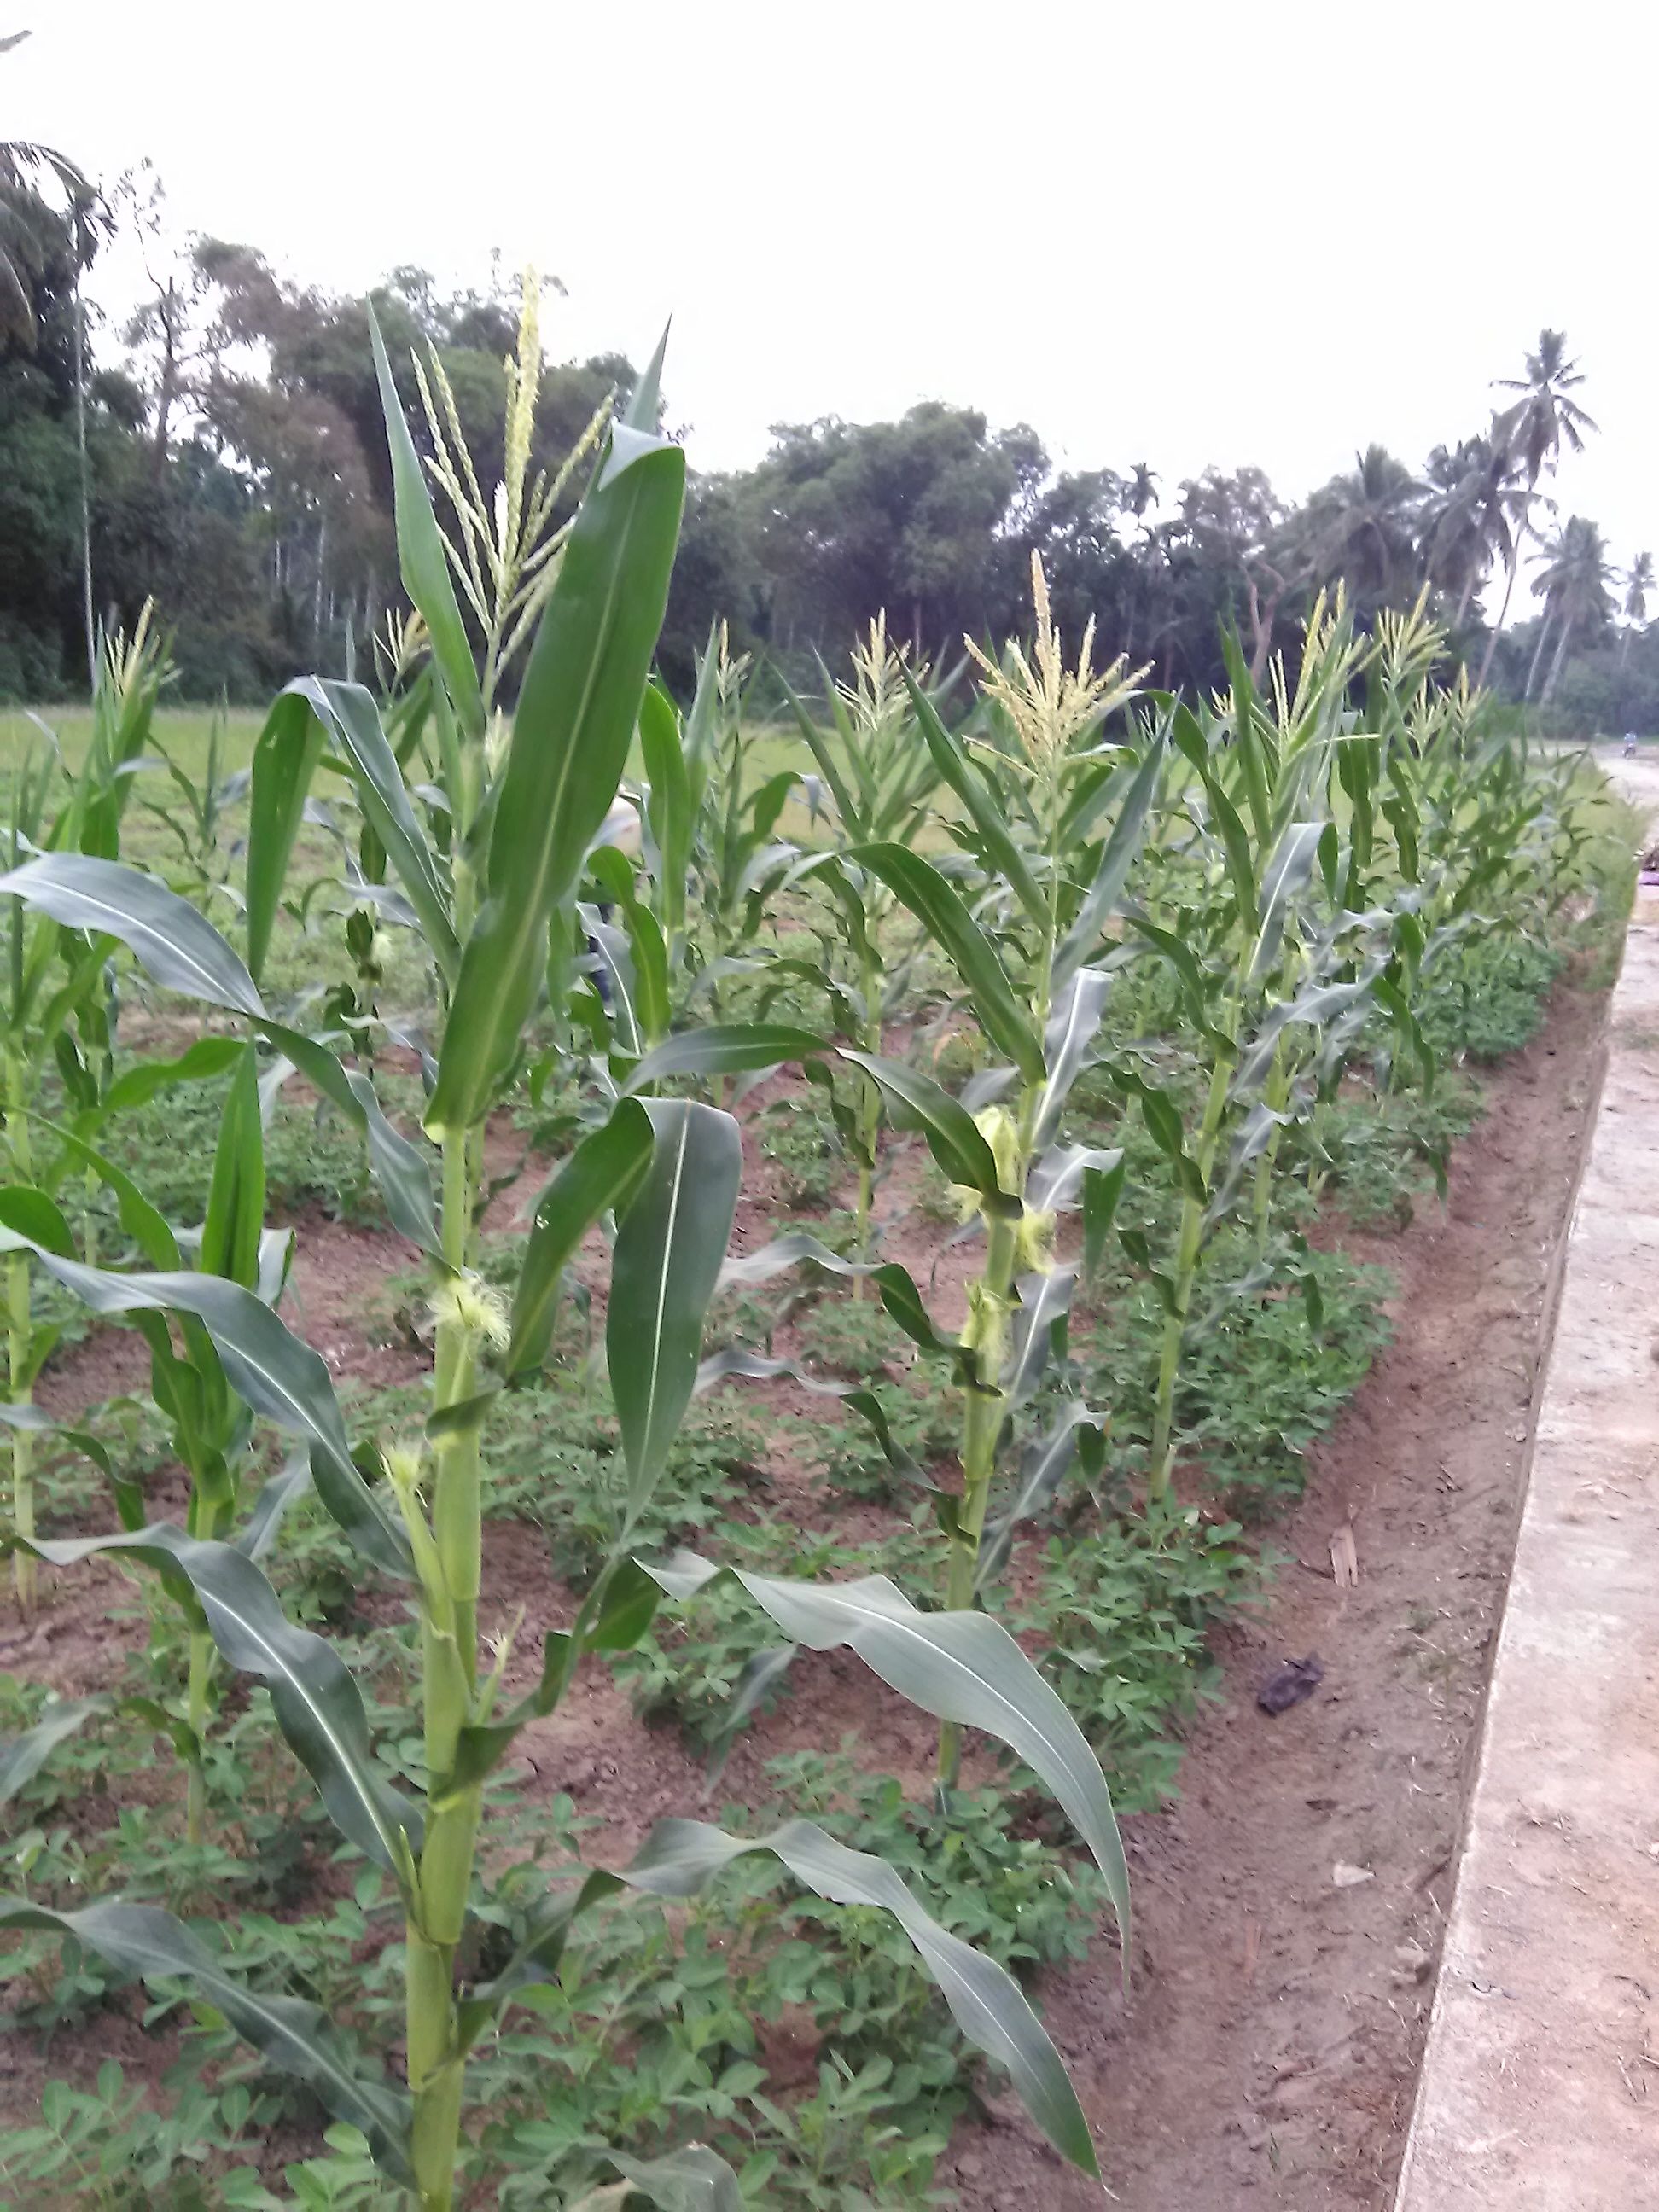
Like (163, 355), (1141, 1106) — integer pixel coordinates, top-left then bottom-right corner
(1393, 878), (1659, 2207)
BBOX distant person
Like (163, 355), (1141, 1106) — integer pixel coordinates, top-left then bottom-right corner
(1625, 731), (1639, 758)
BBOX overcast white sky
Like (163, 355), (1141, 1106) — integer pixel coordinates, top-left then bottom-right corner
(12, 1), (1654, 614)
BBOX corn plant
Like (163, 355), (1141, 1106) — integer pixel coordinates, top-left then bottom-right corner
(627, 557), (1161, 1792)
(0, 608), (195, 1607)
(0, 323), (1127, 2206)
(780, 615), (943, 1273)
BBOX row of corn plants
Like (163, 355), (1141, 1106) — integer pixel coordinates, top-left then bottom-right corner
(0, 286), (1601, 2206)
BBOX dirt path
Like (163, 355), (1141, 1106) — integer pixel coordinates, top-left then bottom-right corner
(943, 976), (1610, 2209)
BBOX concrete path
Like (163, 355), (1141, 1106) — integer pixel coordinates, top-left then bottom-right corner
(1394, 754), (1659, 2206)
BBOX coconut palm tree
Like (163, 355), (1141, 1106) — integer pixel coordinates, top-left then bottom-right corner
(1304, 444), (1425, 608)
(0, 32), (87, 342)
(1526, 515), (1612, 704)
(1478, 330), (1598, 687)
(1620, 550), (1654, 667)
(1422, 432), (1522, 626)
(2, 28), (103, 685)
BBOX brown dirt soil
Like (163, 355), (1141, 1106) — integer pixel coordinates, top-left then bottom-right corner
(938, 979), (1608, 2209)
(0, 979), (1609, 2210)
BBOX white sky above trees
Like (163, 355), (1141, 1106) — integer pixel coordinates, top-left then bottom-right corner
(14, 0), (1654, 617)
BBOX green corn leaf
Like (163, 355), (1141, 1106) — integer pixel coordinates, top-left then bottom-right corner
(638, 682), (691, 948)
(368, 304), (484, 741)
(425, 420), (686, 1138)
(506, 1100), (655, 1377)
(1027, 1140), (1124, 1214)
(0, 1696), (108, 1804)
(10, 1527), (419, 1869)
(0, 854), (263, 1017)
(643, 1551), (1128, 1957)
(258, 1025), (441, 1260)
(285, 678), (460, 985)
(902, 666), (1046, 926)
(838, 1050), (1020, 1216)
(0, 1895), (413, 2183)
(199, 1045), (265, 1290)
(1004, 1266), (1077, 1408)
(852, 843), (1044, 1082)
(1081, 1153), (1128, 1276)
(0, 1247), (408, 1577)
(95, 1034), (247, 1121)
(621, 1022), (830, 1094)
(1249, 819), (1325, 982)
(607, 2145), (745, 2211)
(1054, 725), (1167, 986)
(1033, 966), (1111, 1149)
(621, 1813), (1098, 2175)
(0, 860), (439, 1260)
(694, 1348), (928, 1491)
(608, 1101), (742, 1520)
(977, 1401), (1101, 1589)
(711, 1234), (978, 1384)
(455, 1867), (623, 2049)
(0, 1185), (74, 1256)
(234, 1449), (313, 1562)
(244, 689), (326, 987)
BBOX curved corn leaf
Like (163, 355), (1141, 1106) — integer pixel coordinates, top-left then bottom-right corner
(234, 1448), (314, 1562)
(426, 421), (686, 1138)
(1053, 725), (1167, 985)
(11, 1526), (418, 1869)
(245, 689), (326, 986)
(0, 1245), (407, 1577)
(902, 667), (1046, 926)
(977, 1401), (1102, 1589)
(285, 678), (460, 984)
(643, 1551), (1128, 1953)
(368, 304), (484, 741)
(609, 1102), (742, 1520)
(839, 1050), (1019, 1216)
(95, 1034), (247, 1121)
(621, 1022), (830, 1095)
(608, 2145), (745, 2211)
(1004, 1266), (1077, 1409)
(506, 1100), (655, 1377)
(257, 1022), (439, 1258)
(694, 1346), (928, 1489)
(199, 1044), (264, 1290)
(621, 1815), (1097, 2175)
(0, 1895), (413, 2183)
(639, 682), (692, 950)
(1027, 1140), (1124, 1214)
(0, 854), (263, 1016)
(455, 1866), (623, 2049)
(852, 843), (1043, 1083)
(0, 1695), (108, 1804)
(1033, 966), (1111, 1149)
(713, 1233), (977, 1384)
(1249, 819), (1325, 982)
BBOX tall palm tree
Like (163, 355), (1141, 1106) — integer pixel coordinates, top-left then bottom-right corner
(1305, 444), (1425, 606)
(2, 28), (102, 685)
(1126, 461), (1160, 519)
(1526, 515), (1612, 704)
(1477, 330), (1598, 687)
(1422, 432), (1521, 625)
(1620, 550), (1654, 667)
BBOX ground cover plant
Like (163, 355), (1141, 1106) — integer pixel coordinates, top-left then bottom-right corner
(0, 295), (1627, 2210)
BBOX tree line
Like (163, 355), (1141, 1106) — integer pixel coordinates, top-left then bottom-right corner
(2, 84), (1652, 722)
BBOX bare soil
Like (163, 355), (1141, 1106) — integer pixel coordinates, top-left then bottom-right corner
(0, 975), (1610, 2209)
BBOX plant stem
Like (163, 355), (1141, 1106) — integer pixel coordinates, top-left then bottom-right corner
(853, 941), (881, 1296)
(1252, 1039), (1289, 1260)
(406, 1122), (484, 2209)
(7, 1056), (32, 1612)
(937, 1208), (1019, 1791)
(1148, 1051), (1233, 1501)
(178, 1485), (222, 1846)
